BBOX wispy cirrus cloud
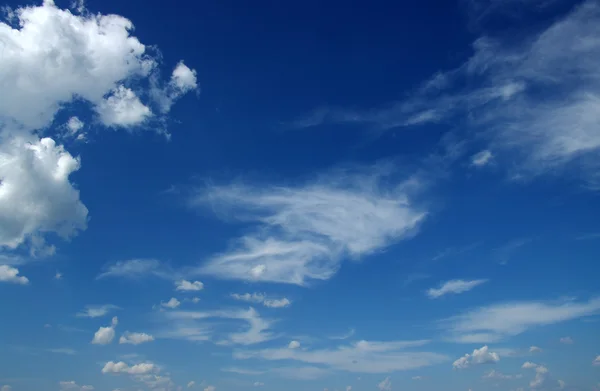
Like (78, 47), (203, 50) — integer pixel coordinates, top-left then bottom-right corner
(190, 165), (427, 285)
(230, 293), (291, 308)
(233, 339), (448, 374)
(427, 279), (488, 298)
(97, 259), (179, 280)
(293, 0), (600, 187)
(76, 305), (120, 318)
(442, 297), (600, 343)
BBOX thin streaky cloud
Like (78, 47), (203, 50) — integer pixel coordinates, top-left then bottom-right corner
(427, 279), (488, 298)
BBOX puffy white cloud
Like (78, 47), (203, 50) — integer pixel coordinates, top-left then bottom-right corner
(204, 386), (215, 391)
(171, 62), (198, 92)
(253, 382), (264, 387)
(59, 381), (94, 391)
(522, 361), (538, 369)
(161, 298), (181, 309)
(559, 336), (574, 344)
(0, 265), (29, 284)
(101, 361), (156, 375)
(92, 316), (118, 345)
(412, 376), (422, 380)
(593, 355), (600, 366)
(288, 340), (300, 349)
(119, 332), (154, 345)
(0, 137), (88, 250)
(471, 150), (493, 167)
(443, 297), (600, 343)
(192, 166), (427, 285)
(529, 346), (542, 353)
(64, 117), (85, 140)
(54, 271), (63, 280)
(0, 0), (196, 254)
(234, 339), (447, 373)
(558, 380), (566, 389)
(426, 279), (488, 298)
(175, 280), (204, 291)
(96, 85), (151, 127)
(231, 293), (291, 308)
(377, 376), (391, 391)
(77, 304), (120, 318)
(453, 346), (500, 369)
(187, 381), (195, 388)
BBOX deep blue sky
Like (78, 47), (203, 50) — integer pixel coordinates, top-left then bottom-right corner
(1, 0), (600, 391)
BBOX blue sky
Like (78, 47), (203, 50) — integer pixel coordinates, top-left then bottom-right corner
(1, 0), (600, 390)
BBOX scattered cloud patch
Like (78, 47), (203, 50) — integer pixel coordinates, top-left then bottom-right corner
(0, 265), (29, 284)
(377, 376), (391, 391)
(161, 298), (181, 309)
(231, 293), (291, 308)
(453, 346), (500, 369)
(471, 150), (493, 167)
(119, 332), (155, 345)
(288, 340), (300, 349)
(427, 279), (487, 298)
(593, 355), (600, 366)
(529, 346), (542, 353)
(92, 317), (118, 345)
(97, 259), (177, 280)
(559, 336), (574, 344)
(76, 305), (120, 318)
(101, 361), (156, 375)
(176, 280), (204, 291)
(59, 381), (94, 391)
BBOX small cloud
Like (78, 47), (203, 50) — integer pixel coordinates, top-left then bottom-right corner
(558, 380), (566, 389)
(55, 271), (63, 280)
(529, 346), (542, 353)
(0, 265), (29, 285)
(412, 376), (423, 380)
(377, 376), (391, 391)
(427, 279), (488, 298)
(253, 382), (264, 387)
(453, 346), (500, 369)
(76, 304), (120, 318)
(288, 340), (301, 349)
(47, 348), (76, 355)
(119, 332), (154, 345)
(187, 381), (195, 388)
(522, 362), (538, 369)
(593, 355), (600, 366)
(101, 361), (156, 375)
(91, 317), (118, 345)
(204, 386), (215, 391)
(230, 292), (291, 308)
(175, 280), (204, 291)
(161, 298), (181, 309)
(559, 336), (574, 344)
(471, 150), (493, 167)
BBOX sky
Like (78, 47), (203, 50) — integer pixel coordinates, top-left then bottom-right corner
(0, 0), (600, 390)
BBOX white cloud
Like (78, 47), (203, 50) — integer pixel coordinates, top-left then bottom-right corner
(346, 386), (352, 391)
(187, 381), (196, 388)
(377, 376), (391, 391)
(412, 376), (422, 380)
(529, 346), (542, 353)
(234, 339), (447, 373)
(1, 386), (11, 391)
(453, 346), (500, 369)
(231, 293), (291, 308)
(443, 297), (600, 342)
(559, 336), (574, 344)
(48, 348), (76, 355)
(221, 367), (266, 376)
(593, 355), (600, 366)
(522, 361), (538, 369)
(471, 150), (493, 167)
(192, 166), (427, 285)
(271, 367), (330, 380)
(119, 332), (154, 345)
(204, 386), (215, 391)
(253, 382), (264, 387)
(288, 340), (300, 349)
(0, 0), (196, 253)
(76, 304), (120, 318)
(483, 370), (522, 380)
(97, 259), (177, 280)
(92, 316), (118, 345)
(55, 271), (63, 280)
(0, 138), (88, 250)
(427, 279), (487, 298)
(523, 363), (550, 388)
(165, 307), (275, 345)
(558, 380), (566, 389)
(329, 329), (355, 340)
(64, 117), (85, 140)
(176, 280), (204, 291)
(101, 361), (156, 375)
(59, 381), (94, 391)
(161, 298), (181, 309)
(0, 265), (29, 284)
(96, 85), (152, 127)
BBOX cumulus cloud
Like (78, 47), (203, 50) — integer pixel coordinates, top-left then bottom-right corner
(426, 279), (487, 298)
(0, 0), (196, 253)
(234, 339), (447, 373)
(529, 346), (542, 353)
(522, 362), (551, 389)
(253, 382), (264, 387)
(191, 165), (427, 285)
(1, 386), (11, 391)
(175, 280), (204, 291)
(119, 332), (155, 345)
(76, 304), (120, 318)
(443, 297), (600, 343)
(187, 381), (195, 388)
(471, 150), (493, 167)
(0, 265), (29, 284)
(231, 293), (291, 308)
(92, 316), (118, 345)
(288, 340), (300, 349)
(593, 355), (600, 366)
(377, 376), (391, 391)
(101, 361), (156, 375)
(453, 346), (500, 369)
(204, 386), (215, 391)
(161, 298), (181, 309)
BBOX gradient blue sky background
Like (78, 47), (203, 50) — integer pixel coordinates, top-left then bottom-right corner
(1, 0), (600, 390)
